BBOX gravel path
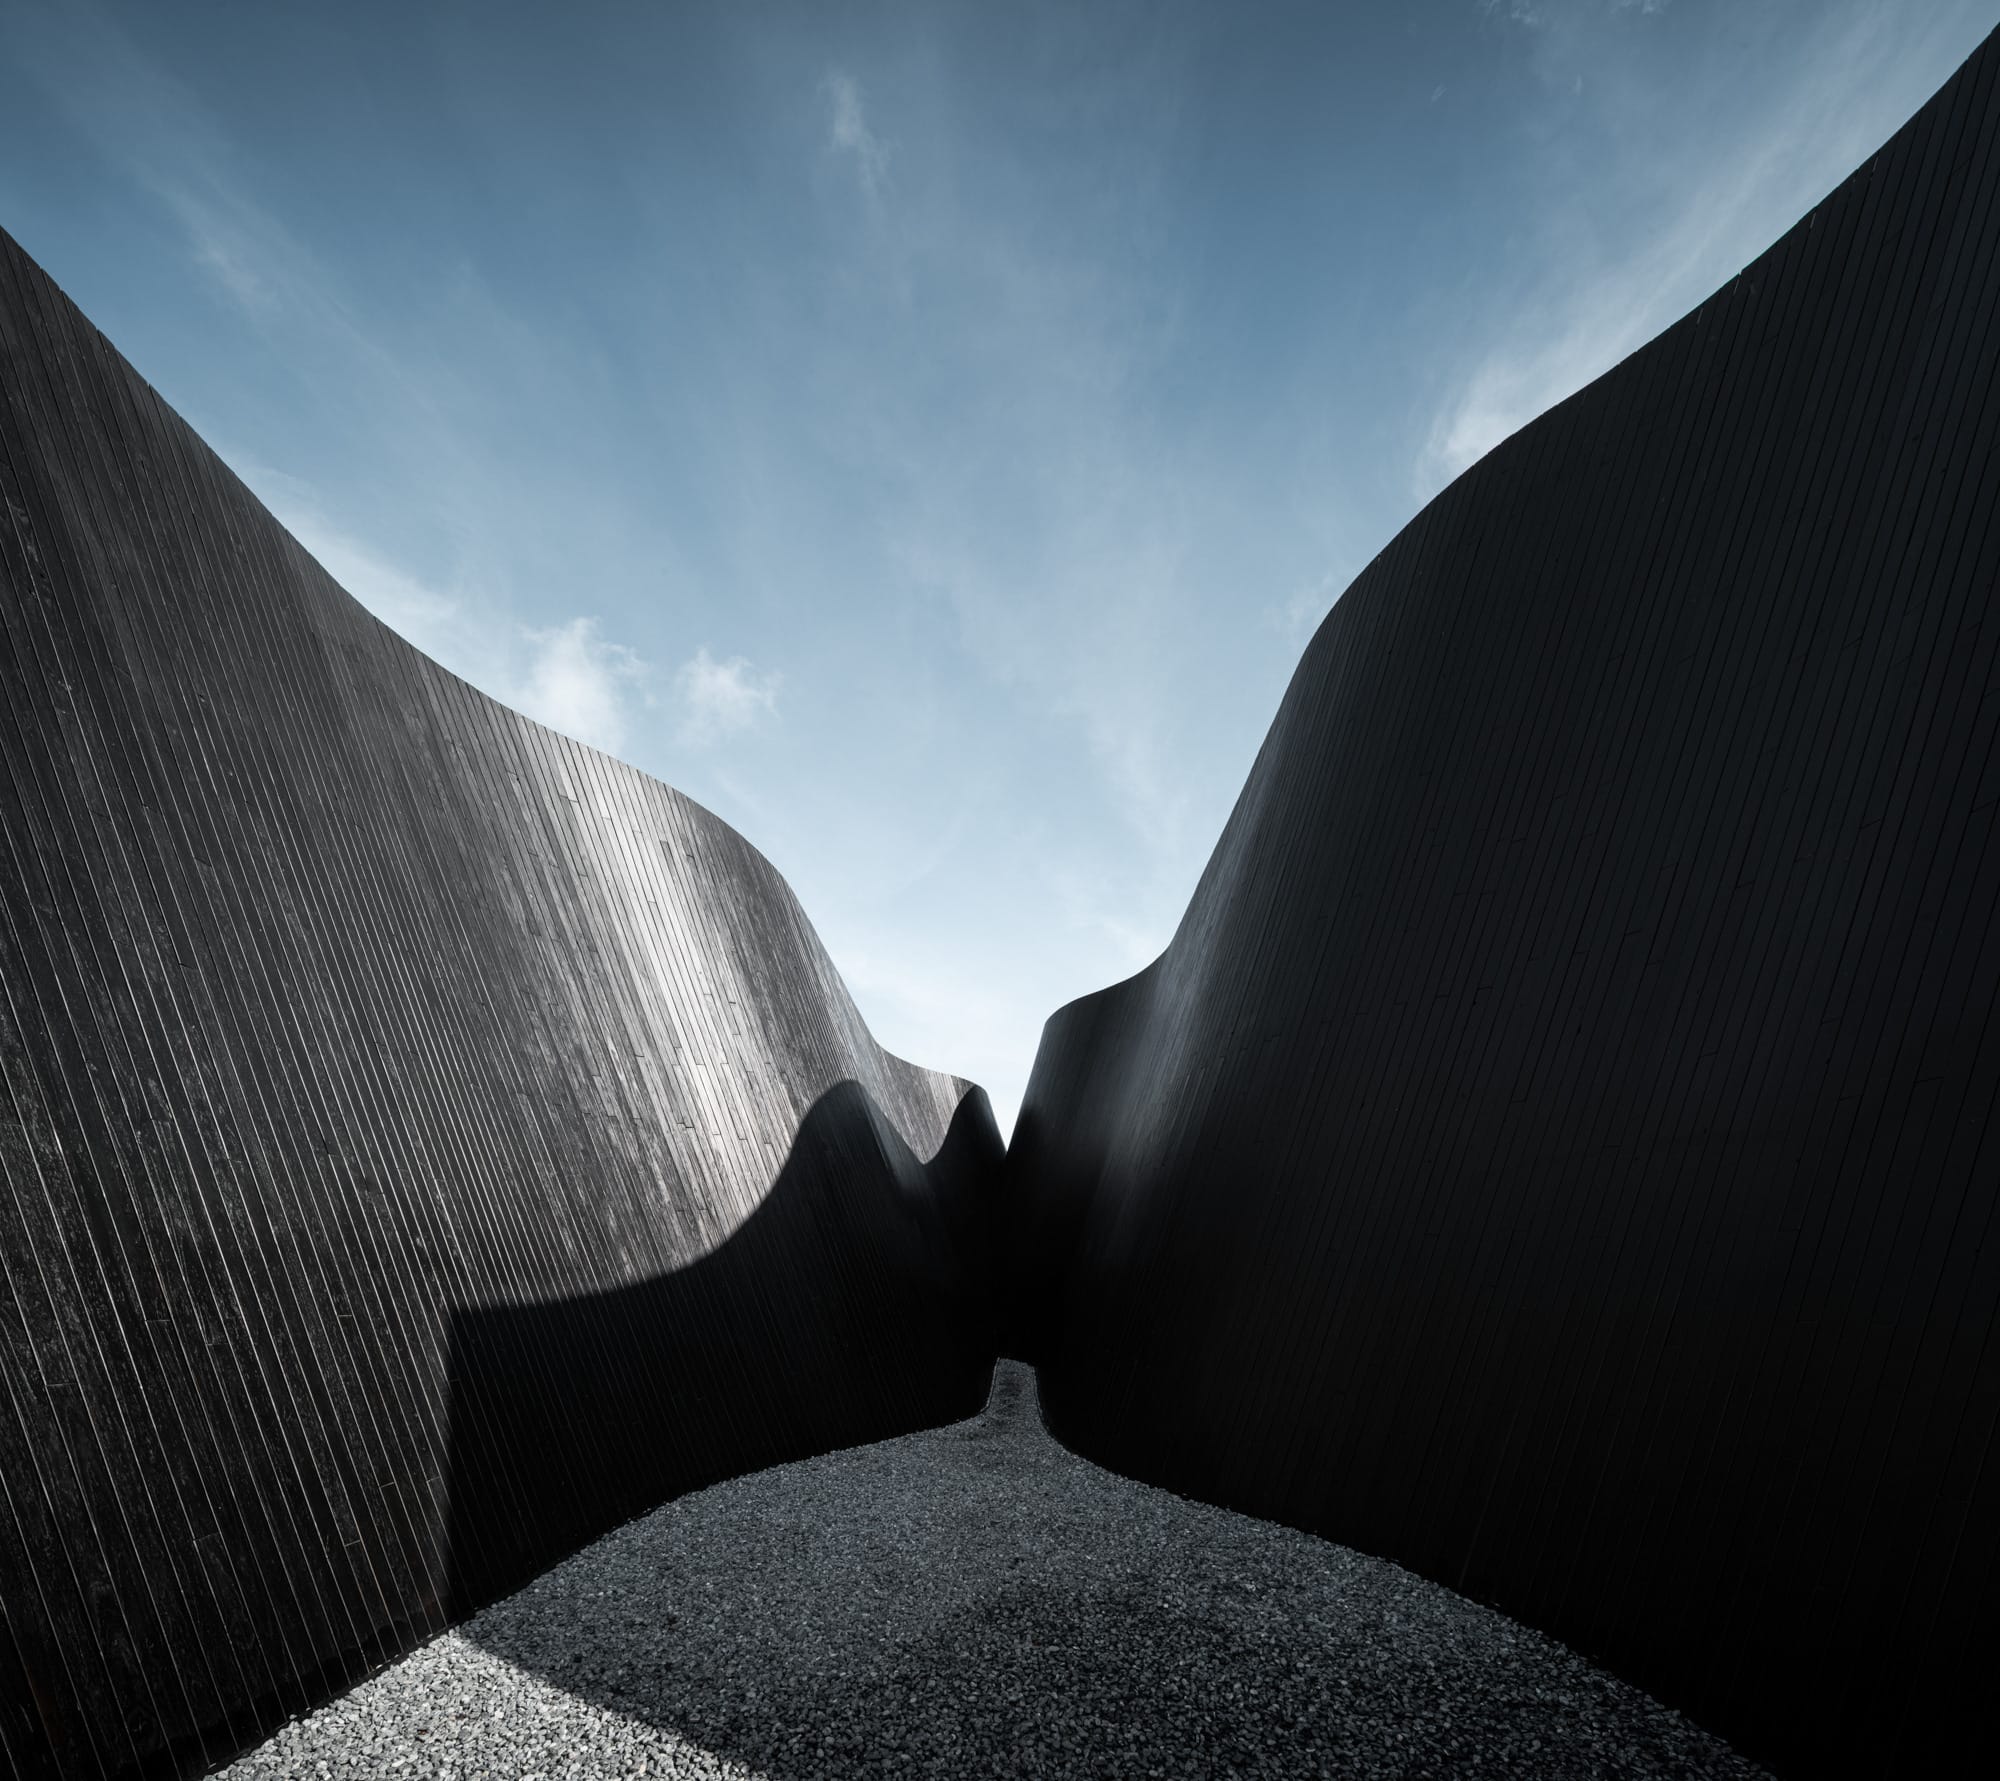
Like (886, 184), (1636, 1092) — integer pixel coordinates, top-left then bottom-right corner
(218, 1362), (1765, 1780)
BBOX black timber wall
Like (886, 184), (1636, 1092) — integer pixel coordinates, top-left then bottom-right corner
(1009, 28), (2000, 1779)
(0, 226), (1002, 1781)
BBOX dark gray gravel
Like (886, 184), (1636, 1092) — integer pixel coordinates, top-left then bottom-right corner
(217, 1363), (1766, 1779)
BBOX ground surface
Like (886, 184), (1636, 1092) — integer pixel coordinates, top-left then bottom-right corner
(216, 1363), (1766, 1779)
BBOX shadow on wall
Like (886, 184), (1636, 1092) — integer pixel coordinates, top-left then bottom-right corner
(0, 1081), (1001, 1781)
(0, 205), (1011, 1781)
(444, 1080), (1004, 1619)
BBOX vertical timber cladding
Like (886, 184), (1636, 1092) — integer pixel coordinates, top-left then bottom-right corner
(1012, 26), (2000, 1781)
(0, 224), (1002, 1781)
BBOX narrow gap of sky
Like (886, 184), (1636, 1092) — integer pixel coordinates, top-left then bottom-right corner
(2, 0), (1993, 1135)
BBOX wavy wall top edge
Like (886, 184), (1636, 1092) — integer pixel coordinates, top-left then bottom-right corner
(0, 216), (977, 1171)
(1021, 36), (1982, 1075)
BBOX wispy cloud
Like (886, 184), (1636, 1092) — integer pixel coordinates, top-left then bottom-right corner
(155, 179), (323, 324)
(1481, 0), (1671, 27)
(1421, 0), (1973, 493)
(823, 70), (891, 198)
(674, 647), (782, 747)
(180, 209), (277, 313)
(777, 23), (1247, 1054)
(1266, 571), (1341, 652)
(15, 8), (396, 365)
(244, 472), (483, 661)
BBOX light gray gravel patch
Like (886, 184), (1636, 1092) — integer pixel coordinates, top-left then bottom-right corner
(216, 1363), (1766, 1779)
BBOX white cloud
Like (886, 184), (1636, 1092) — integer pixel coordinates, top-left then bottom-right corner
(228, 462), (658, 755)
(673, 647), (782, 747)
(823, 70), (891, 197)
(516, 618), (652, 755)
(228, 463), (782, 766)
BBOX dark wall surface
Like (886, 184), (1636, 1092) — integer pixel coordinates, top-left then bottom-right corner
(0, 225), (1001, 1781)
(1011, 29), (2000, 1779)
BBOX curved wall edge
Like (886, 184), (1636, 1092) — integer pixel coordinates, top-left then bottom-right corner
(1010, 28), (2000, 1779)
(0, 224), (1002, 1780)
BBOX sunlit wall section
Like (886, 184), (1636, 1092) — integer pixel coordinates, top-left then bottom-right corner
(0, 224), (1001, 1781)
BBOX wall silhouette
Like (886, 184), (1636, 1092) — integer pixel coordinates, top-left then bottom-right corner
(1011, 27), (2000, 1780)
(0, 224), (1001, 1781)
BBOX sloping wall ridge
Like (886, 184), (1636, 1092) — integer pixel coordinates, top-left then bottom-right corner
(0, 224), (1003, 1781)
(1009, 26), (2000, 1781)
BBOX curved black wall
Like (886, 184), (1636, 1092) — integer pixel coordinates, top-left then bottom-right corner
(0, 226), (1001, 1780)
(1011, 29), (2000, 1779)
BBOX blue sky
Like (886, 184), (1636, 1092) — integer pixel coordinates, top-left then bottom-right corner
(4, 0), (1994, 1135)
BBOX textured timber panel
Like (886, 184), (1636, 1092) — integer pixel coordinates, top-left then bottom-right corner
(0, 226), (1002, 1781)
(1010, 29), (2000, 1780)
